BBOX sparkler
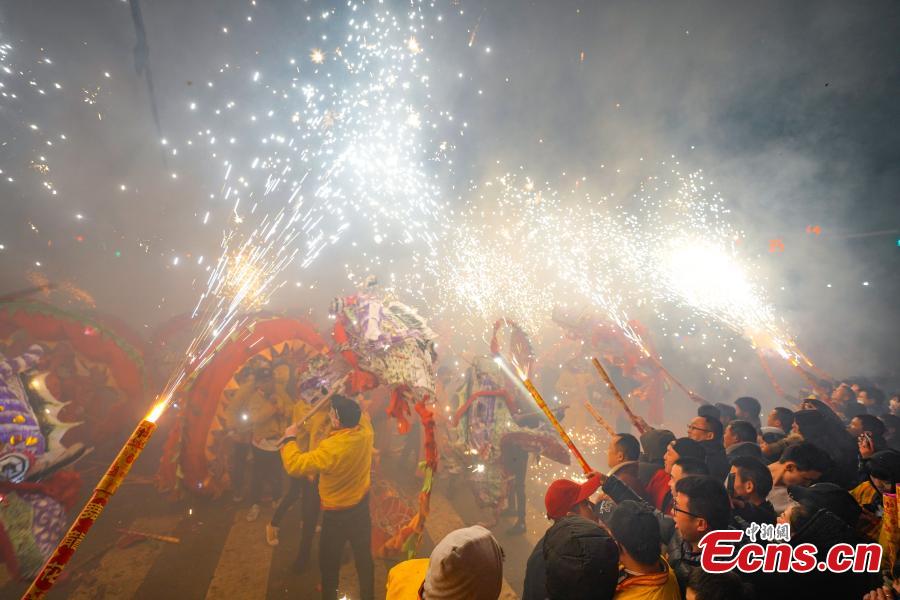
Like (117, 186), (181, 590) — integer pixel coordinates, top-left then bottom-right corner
(494, 355), (592, 474)
(583, 402), (616, 436)
(591, 357), (649, 435)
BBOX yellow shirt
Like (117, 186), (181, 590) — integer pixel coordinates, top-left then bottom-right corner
(280, 414), (374, 510)
(385, 558), (427, 600)
(292, 401), (332, 453)
(248, 391), (288, 445)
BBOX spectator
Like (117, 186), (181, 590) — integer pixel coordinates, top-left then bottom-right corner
(386, 525), (503, 600)
(638, 429), (676, 511)
(735, 397), (762, 429)
(686, 416), (729, 482)
(523, 475), (603, 600)
(766, 407), (794, 434)
(728, 456), (776, 525)
(607, 501), (680, 600)
(767, 442), (831, 514)
(726, 441), (763, 461)
(713, 403), (736, 427)
(793, 408), (858, 488)
(890, 393), (900, 417)
(671, 476), (732, 593)
(723, 420), (760, 462)
(543, 514), (619, 600)
(668, 457), (709, 499)
(759, 423), (802, 464)
(686, 570), (753, 600)
(698, 404), (721, 422)
(829, 383), (858, 418)
(848, 413), (889, 453)
(606, 433), (645, 496)
(851, 449), (900, 541)
(858, 386), (888, 417)
(882, 413), (900, 450)
(723, 420), (756, 449)
(663, 438), (705, 474)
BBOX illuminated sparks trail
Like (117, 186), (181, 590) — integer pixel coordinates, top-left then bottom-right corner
(428, 164), (807, 374)
(153, 0), (455, 420)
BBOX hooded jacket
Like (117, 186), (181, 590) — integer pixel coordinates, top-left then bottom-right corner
(280, 414), (373, 510)
(423, 525), (504, 600)
(614, 557), (681, 600)
(543, 515), (619, 600)
(699, 439), (729, 482)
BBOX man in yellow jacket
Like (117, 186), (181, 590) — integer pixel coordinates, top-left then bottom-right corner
(281, 394), (374, 600)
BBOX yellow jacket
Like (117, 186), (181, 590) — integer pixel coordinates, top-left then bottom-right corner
(614, 558), (681, 600)
(248, 391), (289, 445)
(850, 480), (882, 541)
(280, 414), (374, 510)
(291, 401), (332, 453)
(224, 379), (256, 442)
(385, 558), (427, 600)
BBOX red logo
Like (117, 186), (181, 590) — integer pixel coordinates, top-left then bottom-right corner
(699, 529), (882, 574)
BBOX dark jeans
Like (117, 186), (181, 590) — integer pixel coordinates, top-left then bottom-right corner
(505, 448), (528, 522)
(231, 441), (251, 496)
(319, 495), (374, 600)
(271, 476), (320, 563)
(248, 446), (283, 505)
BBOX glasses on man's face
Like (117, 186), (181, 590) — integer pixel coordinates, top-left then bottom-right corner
(687, 424), (710, 433)
(672, 502), (702, 519)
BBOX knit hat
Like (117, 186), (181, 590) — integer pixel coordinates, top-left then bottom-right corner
(640, 429), (675, 463)
(671, 437), (704, 462)
(423, 525), (504, 600)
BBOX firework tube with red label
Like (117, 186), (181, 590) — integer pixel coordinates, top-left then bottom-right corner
(520, 376), (592, 474)
(22, 418), (158, 599)
(584, 401), (616, 436)
(591, 357), (650, 435)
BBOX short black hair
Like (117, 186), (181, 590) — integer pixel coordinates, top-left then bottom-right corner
(731, 456), (773, 498)
(700, 416), (724, 441)
(735, 396), (761, 419)
(779, 442), (831, 474)
(698, 404), (721, 421)
(673, 457), (709, 477)
(726, 420), (757, 443)
(330, 394), (362, 427)
(687, 569), (753, 600)
(674, 476), (731, 530)
(607, 500), (661, 566)
(853, 414), (886, 438)
(613, 433), (641, 462)
(772, 407), (795, 431)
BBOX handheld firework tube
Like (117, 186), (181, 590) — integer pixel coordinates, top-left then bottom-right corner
(645, 353), (705, 405)
(591, 357), (650, 435)
(520, 376), (592, 474)
(22, 419), (157, 599)
(583, 401), (616, 436)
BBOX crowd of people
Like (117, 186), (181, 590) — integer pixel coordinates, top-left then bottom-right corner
(222, 357), (900, 600)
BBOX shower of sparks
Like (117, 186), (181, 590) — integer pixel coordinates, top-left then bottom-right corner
(150, 0), (454, 421)
(427, 165), (804, 372)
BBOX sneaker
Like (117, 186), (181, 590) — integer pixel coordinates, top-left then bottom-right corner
(246, 504), (260, 522)
(266, 524), (279, 546)
(506, 521), (526, 536)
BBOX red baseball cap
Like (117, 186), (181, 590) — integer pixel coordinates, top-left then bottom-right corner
(544, 475), (602, 519)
